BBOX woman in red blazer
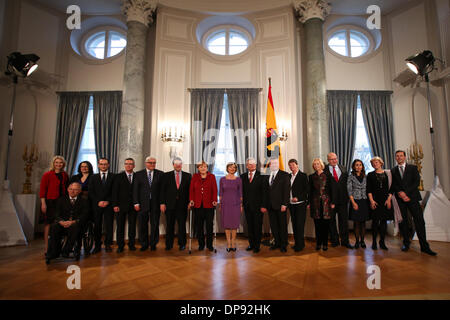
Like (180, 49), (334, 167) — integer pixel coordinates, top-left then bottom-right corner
(189, 161), (217, 251)
(39, 155), (69, 254)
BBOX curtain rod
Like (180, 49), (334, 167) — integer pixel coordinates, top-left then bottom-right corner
(187, 88), (263, 92)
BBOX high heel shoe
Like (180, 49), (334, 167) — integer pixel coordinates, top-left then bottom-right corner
(379, 241), (388, 250)
(372, 242), (378, 250)
(226, 248), (231, 252)
(232, 248), (237, 252)
(354, 241), (360, 249)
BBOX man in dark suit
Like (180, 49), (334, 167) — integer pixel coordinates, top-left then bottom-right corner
(133, 156), (164, 251)
(46, 182), (89, 263)
(240, 157), (264, 253)
(287, 159), (308, 252)
(326, 152), (353, 249)
(88, 158), (115, 254)
(391, 150), (436, 255)
(261, 158), (291, 252)
(160, 157), (192, 251)
(112, 158), (137, 253)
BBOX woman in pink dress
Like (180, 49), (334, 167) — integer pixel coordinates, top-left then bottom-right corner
(219, 162), (243, 252)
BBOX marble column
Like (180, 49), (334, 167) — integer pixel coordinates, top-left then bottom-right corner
(294, 0), (331, 168)
(120, 0), (157, 169)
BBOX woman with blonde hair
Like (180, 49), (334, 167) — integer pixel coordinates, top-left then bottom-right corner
(367, 156), (394, 250)
(308, 158), (336, 251)
(39, 155), (69, 255)
(219, 162), (243, 252)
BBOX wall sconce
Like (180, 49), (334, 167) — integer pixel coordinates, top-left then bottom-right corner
(161, 126), (185, 143)
(279, 127), (288, 141)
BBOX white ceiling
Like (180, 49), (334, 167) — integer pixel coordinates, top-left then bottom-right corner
(33, 0), (415, 16)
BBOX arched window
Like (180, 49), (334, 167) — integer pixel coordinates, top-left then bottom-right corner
(327, 26), (374, 58)
(84, 29), (126, 60)
(204, 27), (250, 56)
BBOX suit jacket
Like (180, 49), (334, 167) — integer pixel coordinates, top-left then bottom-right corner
(289, 171), (309, 203)
(88, 172), (115, 207)
(54, 195), (89, 226)
(240, 170), (264, 211)
(189, 172), (218, 209)
(160, 170), (191, 210)
(133, 168), (164, 212)
(112, 171), (135, 212)
(391, 164), (422, 201)
(325, 164), (349, 205)
(262, 170), (291, 211)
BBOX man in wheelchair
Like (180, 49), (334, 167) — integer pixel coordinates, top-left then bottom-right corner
(45, 182), (89, 264)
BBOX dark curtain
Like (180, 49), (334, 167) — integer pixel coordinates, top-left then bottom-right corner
(360, 91), (395, 169)
(190, 89), (224, 173)
(327, 90), (358, 170)
(227, 88), (260, 175)
(92, 91), (122, 173)
(54, 92), (90, 175)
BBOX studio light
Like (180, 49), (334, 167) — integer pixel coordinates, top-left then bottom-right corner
(405, 50), (435, 76)
(5, 52), (40, 78)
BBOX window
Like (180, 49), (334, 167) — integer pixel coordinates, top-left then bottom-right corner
(75, 96), (98, 173)
(83, 29), (126, 60)
(212, 94), (236, 194)
(328, 28), (371, 58)
(352, 96), (373, 172)
(204, 27), (250, 56)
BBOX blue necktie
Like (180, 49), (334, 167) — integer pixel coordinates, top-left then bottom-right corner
(148, 171), (152, 199)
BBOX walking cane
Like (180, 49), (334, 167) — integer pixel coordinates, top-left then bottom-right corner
(188, 208), (192, 254)
(213, 207), (217, 253)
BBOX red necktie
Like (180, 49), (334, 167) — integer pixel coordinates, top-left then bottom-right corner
(176, 171), (180, 189)
(333, 166), (339, 182)
(249, 171), (253, 183)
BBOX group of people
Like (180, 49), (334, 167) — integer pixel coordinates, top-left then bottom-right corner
(40, 149), (436, 263)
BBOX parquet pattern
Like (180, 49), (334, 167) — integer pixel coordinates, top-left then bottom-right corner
(0, 235), (449, 300)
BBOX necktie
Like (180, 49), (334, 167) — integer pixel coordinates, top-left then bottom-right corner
(270, 173), (275, 186)
(249, 171), (253, 183)
(176, 171), (180, 189)
(70, 198), (75, 206)
(400, 166), (404, 179)
(148, 171), (152, 199)
(128, 174), (132, 184)
(333, 166), (339, 182)
(102, 172), (106, 184)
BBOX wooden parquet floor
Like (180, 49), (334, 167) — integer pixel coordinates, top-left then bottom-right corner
(0, 235), (449, 300)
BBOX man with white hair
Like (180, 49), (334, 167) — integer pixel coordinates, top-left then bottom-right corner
(160, 157), (192, 251)
(133, 156), (164, 251)
(261, 158), (291, 252)
(240, 157), (264, 253)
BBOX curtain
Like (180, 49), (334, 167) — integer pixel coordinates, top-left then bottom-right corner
(190, 89), (224, 173)
(327, 90), (358, 170)
(227, 88), (260, 175)
(92, 91), (122, 173)
(54, 92), (90, 175)
(360, 91), (395, 169)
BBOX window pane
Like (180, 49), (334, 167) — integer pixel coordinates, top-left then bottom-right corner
(352, 97), (373, 172)
(75, 97), (98, 174)
(328, 31), (347, 56)
(349, 31), (369, 57)
(229, 31), (248, 46)
(208, 45), (226, 55)
(108, 31), (127, 57)
(229, 45), (247, 55)
(85, 31), (106, 59)
(207, 31), (226, 55)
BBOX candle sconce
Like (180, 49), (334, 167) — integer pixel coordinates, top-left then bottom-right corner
(408, 142), (424, 191)
(279, 127), (288, 141)
(22, 143), (38, 194)
(161, 126), (185, 143)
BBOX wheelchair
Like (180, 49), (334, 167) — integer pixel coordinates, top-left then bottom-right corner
(45, 220), (95, 264)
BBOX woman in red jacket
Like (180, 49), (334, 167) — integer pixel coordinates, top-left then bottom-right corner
(189, 161), (217, 251)
(39, 155), (69, 254)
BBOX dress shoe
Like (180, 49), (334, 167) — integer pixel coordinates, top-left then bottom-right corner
(179, 245), (186, 251)
(62, 252), (70, 259)
(322, 245), (328, 251)
(129, 245), (136, 251)
(165, 246), (172, 251)
(207, 246), (214, 252)
(117, 247), (124, 253)
(315, 244), (321, 251)
(331, 242), (339, 247)
(401, 245), (409, 252)
(294, 247), (304, 252)
(421, 248), (437, 256)
(379, 241), (388, 250)
(246, 246), (253, 251)
(342, 243), (354, 249)
(74, 252), (81, 261)
(269, 245), (279, 250)
(105, 246), (112, 253)
(354, 242), (360, 249)
(140, 246), (148, 252)
(45, 257), (51, 265)
(198, 245), (205, 251)
(253, 248), (260, 253)
(91, 247), (101, 254)
(280, 247), (287, 253)
(372, 242), (378, 250)
(360, 241), (366, 249)
(150, 246), (156, 251)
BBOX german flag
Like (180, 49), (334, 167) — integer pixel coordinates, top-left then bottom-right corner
(264, 79), (284, 171)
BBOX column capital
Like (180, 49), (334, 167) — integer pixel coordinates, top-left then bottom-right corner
(122, 0), (158, 26)
(293, 0), (331, 23)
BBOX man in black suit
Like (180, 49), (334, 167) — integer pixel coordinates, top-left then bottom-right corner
(88, 158), (115, 253)
(326, 152), (353, 249)
(261, 158), (291, 252)
(112, 158), (137, 253)
(391, 150), (436, 256)
(133, 156), (164, 251)
(241, 157), (264, 253)
(287, 159), (308, 252)
(46, 182), (89, 263)
(160, 157), (192, 251)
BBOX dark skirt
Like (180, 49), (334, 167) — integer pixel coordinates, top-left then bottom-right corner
(39, 198), (58, 224)
(349, 199), (370, 222)
(371, 203), (394, 221)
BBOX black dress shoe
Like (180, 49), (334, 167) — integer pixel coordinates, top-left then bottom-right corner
(92, 247), (101, 254)
(105, 246), (112, 253)
(74, 252), (81, 261)
(280, 247), (287, 253)
(379, 241), (388, 250)
(246, 246), (253, 251)
(331, 242), (339, 247)
(372, 242), (378, 250)
(198, 245), (205, 251)
(179, 245), (186, 251)
(45, 257), (51, 265)
(253, 248), (260, 253)
(117, 247), (124, 253)
(421, 248), (437, 256)
(207, 246), (214, 252)
(360, 241), (366, 249)
(354, 242), (360, 249)
(401, 245), (409, 252)
(165, 246), (172, 251)
(322, 245), (328, 251)
(315, 245), (321, 251)
(62, 252), (70, 259)
(150, 246), (156, 251)
(140, 246), (148, 252)
(269, 245), (279, 250)
(129, 246), (136, 251)
(294, 247), (302, 252)
(342, 243), (354, 249)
